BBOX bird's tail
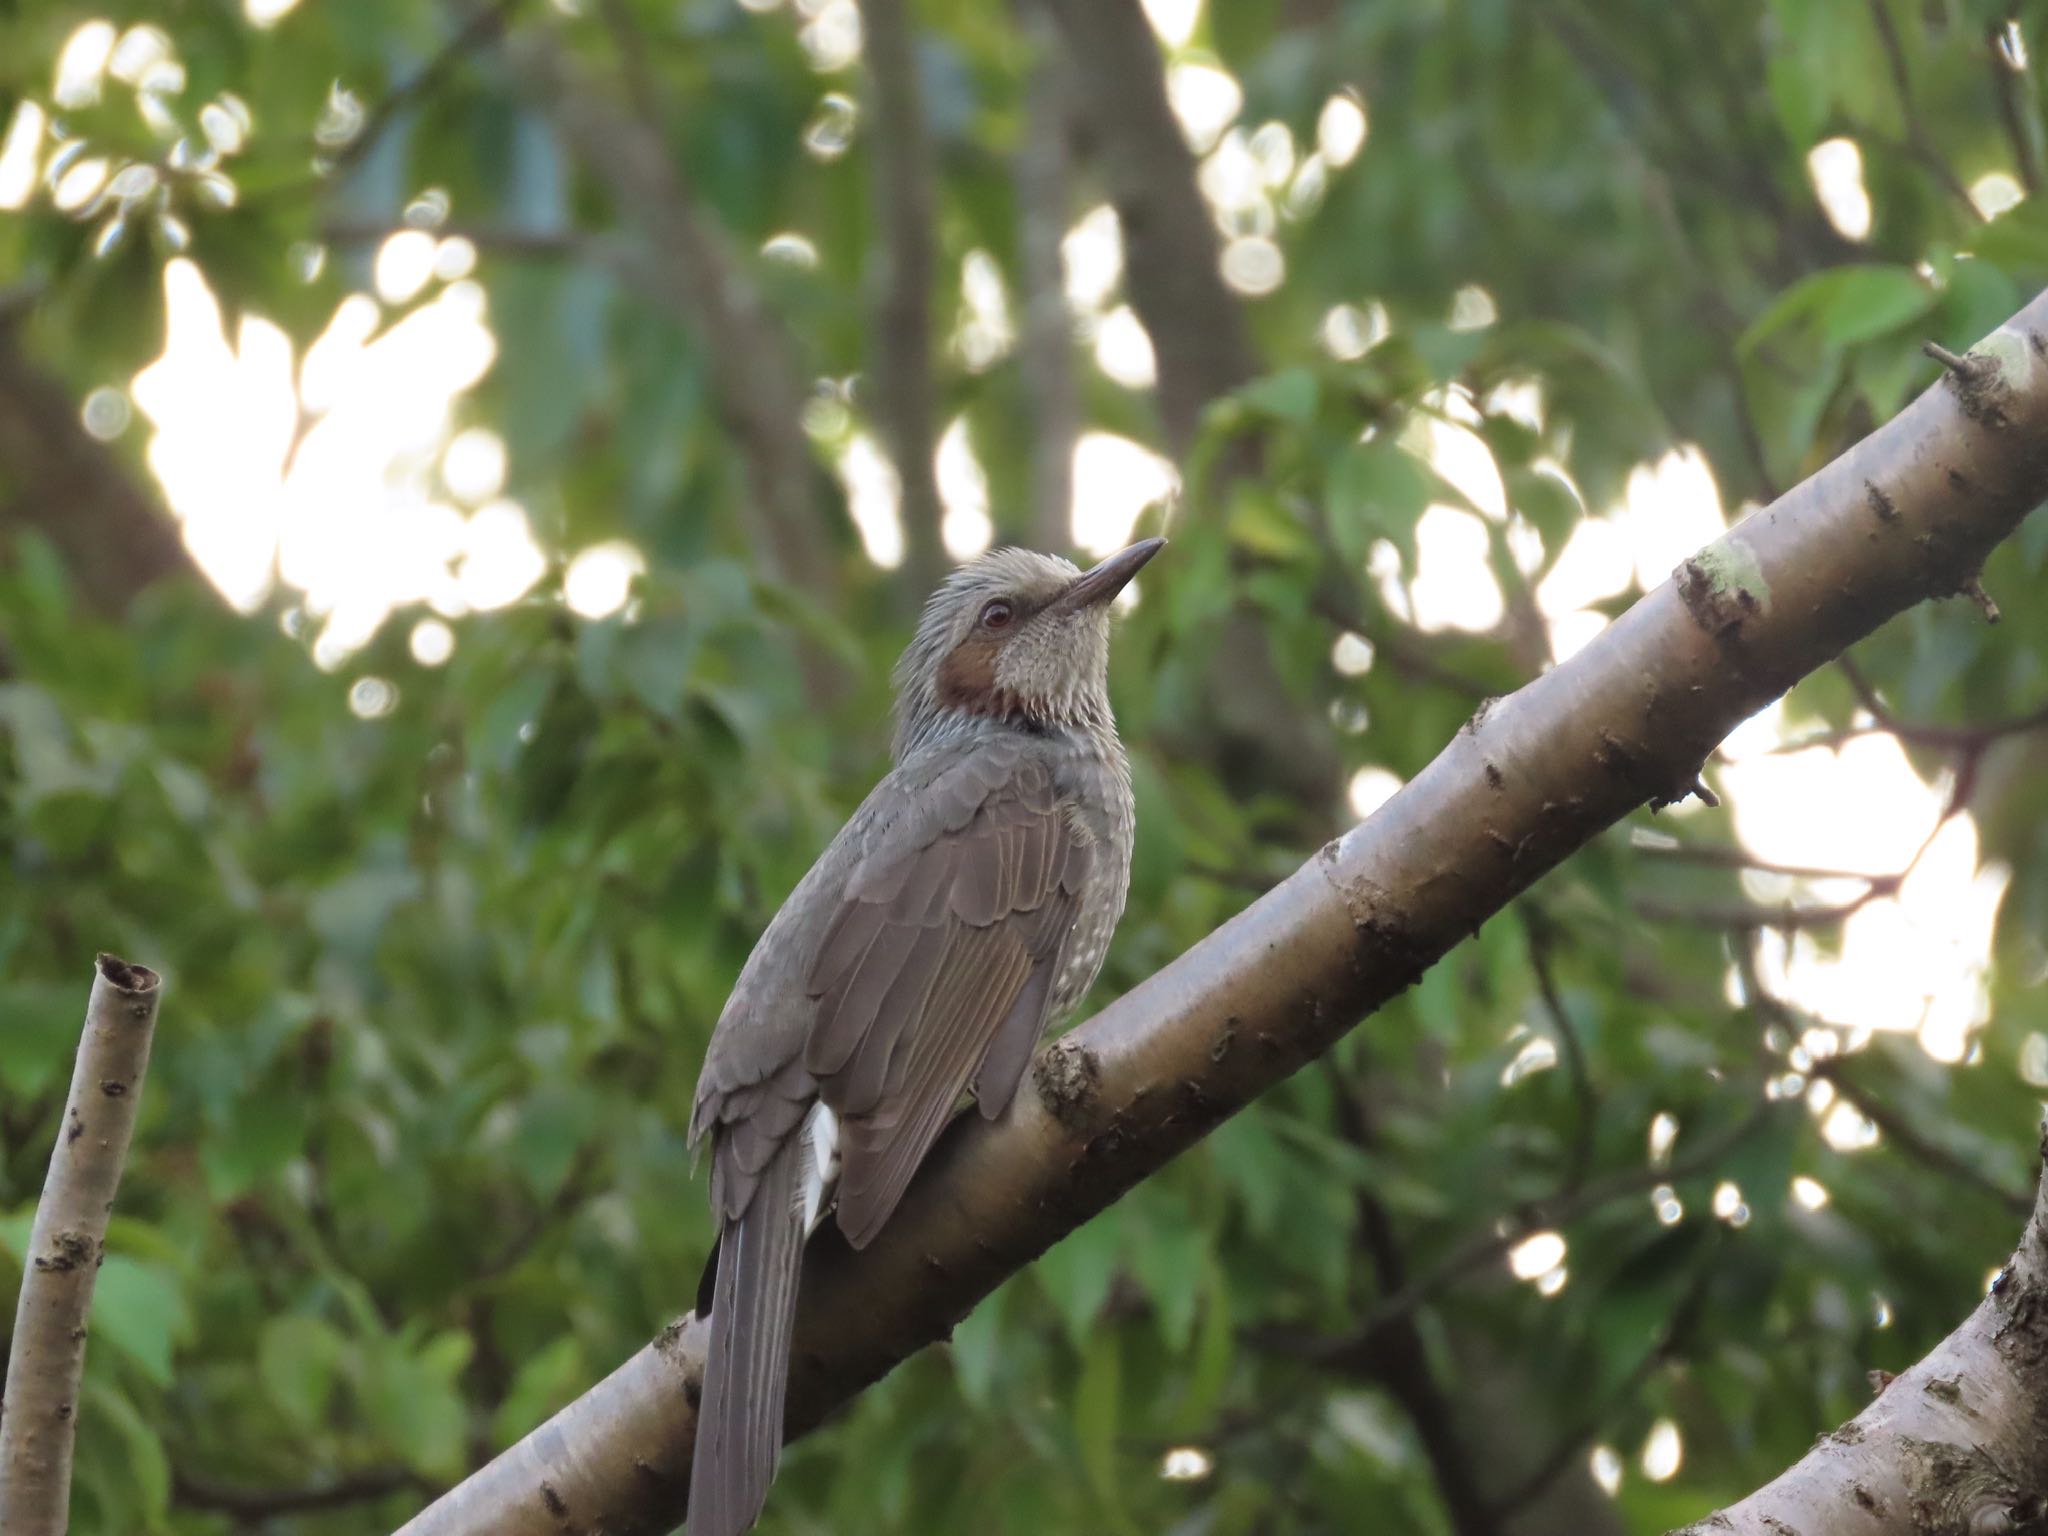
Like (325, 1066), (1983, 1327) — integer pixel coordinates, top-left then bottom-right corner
(688, 1138), (805, 1536)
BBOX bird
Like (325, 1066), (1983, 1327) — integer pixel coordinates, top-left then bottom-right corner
(685, 537), (1163, 1536)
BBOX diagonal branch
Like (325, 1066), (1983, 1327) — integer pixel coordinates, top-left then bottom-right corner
(0, 955), (164, 1536)
(392, 297), (2048, 1536)
(504, 17), (840, 611)
(1685, 1127), (2048, 1534)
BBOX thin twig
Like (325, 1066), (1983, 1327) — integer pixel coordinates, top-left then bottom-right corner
(1294, 1095), (1773, 1370)
(1635, 839), (1901, 883)
(1521, 907), (1598, 1196)
(172, 1466), (427, 1520)
(1322, 1061), (1502, 1536)
(0, 956), (164, 1536)
(1814, 1062), (2033, 1217)
(467, 1141), (604, 1289)
(1735, 936), (2032, 1216)
(321, 217), (609, 264)
(1482, 1266), (1708, 1515)
(1636, 793), (1953, 932)
(1988, 20), (2045, 195)
(261, 0), (521, 204)
(1867, 0), (1986, 222)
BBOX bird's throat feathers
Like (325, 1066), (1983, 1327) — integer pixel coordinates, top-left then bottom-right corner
(934, 629), (1037, 725)
(892, 548), (1119, 760)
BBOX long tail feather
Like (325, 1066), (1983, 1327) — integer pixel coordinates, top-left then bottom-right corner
(688, 1140), (805, 1536)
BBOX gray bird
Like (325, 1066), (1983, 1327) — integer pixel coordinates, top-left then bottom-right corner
(686, 537), (1162, 1536)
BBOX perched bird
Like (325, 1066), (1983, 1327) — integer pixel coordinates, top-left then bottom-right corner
(686, 538), (1162, 1536)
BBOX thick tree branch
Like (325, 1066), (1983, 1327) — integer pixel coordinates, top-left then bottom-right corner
(862, 0), (946, 594)
(1015, 0), (1080, 554)
(1041, 0), (1255, 456)
(1677, 1127), (2048, 1534)
(0, 308), (189, 619)
(394, 297), (2048, 1536)
(1038, 0), (1341, 812)
(0, 955), (164, 1536)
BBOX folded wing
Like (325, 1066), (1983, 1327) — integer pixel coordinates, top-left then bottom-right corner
(804, 745), (1091, 1248)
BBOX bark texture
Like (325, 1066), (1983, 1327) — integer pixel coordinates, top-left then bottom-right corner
(0, 955), (164, 1536)
(862, 0), (946, 594)
(1040, 0), (1255, 456)
(1015, 0), (1079, 554)
(1681, 1128), (2048, 1534)
(393, 297), (2048, 1536)
(0, 313), (188, 619)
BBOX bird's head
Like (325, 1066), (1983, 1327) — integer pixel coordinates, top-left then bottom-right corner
(892, 538), (1163, 757)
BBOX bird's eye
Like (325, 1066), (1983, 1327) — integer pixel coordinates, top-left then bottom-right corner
(979, 599), (1014, 631)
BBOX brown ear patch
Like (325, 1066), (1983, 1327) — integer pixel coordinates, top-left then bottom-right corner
(936, 631), (1008, 713)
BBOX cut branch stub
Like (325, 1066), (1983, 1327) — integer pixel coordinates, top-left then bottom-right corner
(0, 954), (164, 1536)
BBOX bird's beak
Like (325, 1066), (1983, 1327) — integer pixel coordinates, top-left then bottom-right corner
(1056, 537), (1165, 612)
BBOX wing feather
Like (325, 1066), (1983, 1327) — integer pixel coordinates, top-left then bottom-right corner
(801, 742), (1090, 1248)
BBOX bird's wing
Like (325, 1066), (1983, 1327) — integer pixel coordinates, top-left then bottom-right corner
(803, 740), (1092, 1247)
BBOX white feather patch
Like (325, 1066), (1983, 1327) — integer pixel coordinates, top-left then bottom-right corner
(796, 1101), (839, 1235)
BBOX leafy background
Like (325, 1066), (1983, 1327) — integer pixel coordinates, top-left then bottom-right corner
(4, 0), (2048, 1532)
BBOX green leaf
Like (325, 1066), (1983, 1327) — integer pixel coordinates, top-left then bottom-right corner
(1968, 201), (2048, 275)
(91, 1258), (187, 1387)
(202, 1092), (312, 1202)
(1208, 1109), (1292, 1237)
(1034, 1213), (1121, 1347)
(492, 1333), (587, 1449)
(259, 1313), (347, 1427)
(1234, 367), (1320, 424)
(1327, 440), (1434, 570)
(0, 981), (87, 1097)
(1742, 265), (1936, 355)
(81, 1379), (171, 1528)
(1174, 1263), (1233, 1435)
(1072, 1329), (1127, 1520)
(1225, 485), (1316, 560)
(948, 1282), (1008, 1407)
(361, 1330), (473, 1480)
(1126, 1198), (1207, 1352)
(1507, 465), (1584, 570)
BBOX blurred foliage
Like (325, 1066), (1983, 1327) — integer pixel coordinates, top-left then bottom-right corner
(5, 1), (2048, 1533)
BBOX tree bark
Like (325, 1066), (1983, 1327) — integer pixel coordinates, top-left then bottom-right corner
(1680, 1128), (2048, 1535)
(1015, 0), (1080, 555)
(0, 955), (164, 1536)
(862, 0), (946, 594)
(0, 309), (189, 619)
(1039, 0), (1341, 815)
(392, 299), (2048, 1536)
(1040, 0), (1255, 458)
